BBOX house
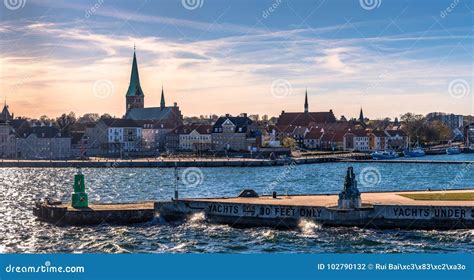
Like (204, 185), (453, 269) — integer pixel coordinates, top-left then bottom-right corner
(384, 130), (409, 150)
(94, 118), (142, 156)
(343, 130), (369, 151)
(321, 131), (345, 150)
(178, 124), (212, 152)
(211, 114), (260, 151)
(0, 121), (15, 158)
(303, 128), (324, 149)
(16, 125), (71, 159)
(368, 130), (387, 151)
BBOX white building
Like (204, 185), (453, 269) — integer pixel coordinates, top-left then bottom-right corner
(343, 130), (369, 151)
(95, 118), (142, 156)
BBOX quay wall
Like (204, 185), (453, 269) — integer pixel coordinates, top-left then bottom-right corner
(2, 156), (472, 168)
(156, 200), (474, 230)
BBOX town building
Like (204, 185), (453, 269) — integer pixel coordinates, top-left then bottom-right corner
(368, 130), (387, 151)
(384, 130), (409, 150)
(426, 112), (464, 130)
(276, 90), (337, 129)
(165, 124), (212, 153)
(16, 125), (71, 159)
(94, 118), (142, 157)
(211, 114), (260, 151)
(0, 121), (15, 158)
(343, 130), (370, 151)
(0, 101), (13, 122)
(303, 128), (324, 149)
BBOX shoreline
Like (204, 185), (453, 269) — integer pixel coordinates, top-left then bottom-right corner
(0, 155), (472, 168)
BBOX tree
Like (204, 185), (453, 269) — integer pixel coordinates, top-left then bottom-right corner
(281, 137), (296, 149)
(400, 113), (426, 144)
(56, 112), (77, 135)
(100, 113), (113, 120)
(78, 113), (100, 123)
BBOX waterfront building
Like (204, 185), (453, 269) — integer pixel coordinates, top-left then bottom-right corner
(0, 121), (15, 158)
(123, 48), (183, 127)
(368, 130), (387, 151)
(94, 118), (142, 157)
(16, 124), (71, 159)
(211, 114), (260, 152)
(176, 124), (212, 152)
(343, 130), (370, 151)
(384, 130), (409, 150)
(303, 128), (324, 149)
(320, 131), (345, 150)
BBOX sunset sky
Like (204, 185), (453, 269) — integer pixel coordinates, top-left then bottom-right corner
(0, 0), (472, 120)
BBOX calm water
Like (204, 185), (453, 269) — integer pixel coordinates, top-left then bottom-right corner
(0, 155), (473, 253)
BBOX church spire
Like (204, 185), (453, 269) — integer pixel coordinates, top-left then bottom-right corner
(304, 89), (308, 113)
(160, 85), (165, 109)
(359, 107), (364, 122)
(125, 47), (144, 97)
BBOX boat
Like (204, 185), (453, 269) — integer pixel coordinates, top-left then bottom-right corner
(371, 150), (399, 160)
(446, 146), (461, 155)
(403, 147), (425, 157)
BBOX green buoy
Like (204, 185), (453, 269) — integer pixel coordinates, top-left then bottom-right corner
(71, 169), (88, 208)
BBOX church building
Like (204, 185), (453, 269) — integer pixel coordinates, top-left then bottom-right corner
(124, 48), (183, 128)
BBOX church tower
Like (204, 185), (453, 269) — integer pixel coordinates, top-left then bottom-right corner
(125, 47), (145, 113)
(304, 89), (309, 113)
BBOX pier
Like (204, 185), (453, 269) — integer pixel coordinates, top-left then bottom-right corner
(33, 168), (474, 230)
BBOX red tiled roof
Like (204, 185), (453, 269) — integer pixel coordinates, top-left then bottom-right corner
(277, 111), (336, 127)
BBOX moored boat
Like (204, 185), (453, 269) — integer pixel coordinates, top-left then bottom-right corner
(371, 150), (399, 160)
(403, 147), (425, 157)
(446, 146), (461, 155)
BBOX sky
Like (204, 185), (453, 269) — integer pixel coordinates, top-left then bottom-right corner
(0, 0), (473, 120)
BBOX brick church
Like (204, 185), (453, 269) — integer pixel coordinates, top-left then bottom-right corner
(124, 48), (183, 128)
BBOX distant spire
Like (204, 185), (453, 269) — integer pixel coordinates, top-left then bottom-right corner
(125, 47), (144, 97)
(304, 88), (309, 113)
(359, 107), (364, 122)
(160, 85), (165, 109)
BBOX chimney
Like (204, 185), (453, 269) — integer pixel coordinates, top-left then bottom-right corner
(174, 102), (177, 107)
(241, 113), (247, 118)
(225, 114), (230, 117)
(281, 110), (285, 114)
